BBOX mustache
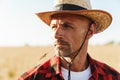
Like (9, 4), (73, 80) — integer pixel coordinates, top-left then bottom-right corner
(54, 39), (69, 46)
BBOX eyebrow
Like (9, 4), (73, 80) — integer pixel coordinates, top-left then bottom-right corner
(50, 20), (73, 27)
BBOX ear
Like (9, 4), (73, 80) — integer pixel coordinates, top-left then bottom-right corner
(87, 23), (96, 39)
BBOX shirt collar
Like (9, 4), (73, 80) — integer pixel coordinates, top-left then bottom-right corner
(49, 54), (105, 77)
(50, 56), (61, 74)
(87, 54), (106, 75)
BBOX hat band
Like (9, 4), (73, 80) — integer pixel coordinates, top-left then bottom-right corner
(55, 4), (87, 10)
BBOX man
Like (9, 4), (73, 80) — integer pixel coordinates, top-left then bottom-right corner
(18, 0), (120, 80)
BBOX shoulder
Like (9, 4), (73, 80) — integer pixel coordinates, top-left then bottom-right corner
(18, 56), (60, 80)
(18, 58), (52, 80)
(93, 59), (120, 79)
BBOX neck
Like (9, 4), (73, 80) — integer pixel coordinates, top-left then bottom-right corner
(61, 51), (88, 72)
(60, 40), (89, 72)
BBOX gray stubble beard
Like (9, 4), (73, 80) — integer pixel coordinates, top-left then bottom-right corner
(55, 46), (72, 57)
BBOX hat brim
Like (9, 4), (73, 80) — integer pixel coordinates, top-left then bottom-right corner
(36, 10), (112, 33)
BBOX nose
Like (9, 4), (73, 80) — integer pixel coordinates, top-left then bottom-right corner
(54, 26), (64, 39)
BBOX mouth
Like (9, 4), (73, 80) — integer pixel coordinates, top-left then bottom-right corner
(54, 40), (69, 48)
(54, 43), (68, 47)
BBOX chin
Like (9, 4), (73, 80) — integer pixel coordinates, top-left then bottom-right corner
(56, 50), (71, 57)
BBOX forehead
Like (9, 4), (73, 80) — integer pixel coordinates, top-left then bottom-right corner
(50, 13), (91, 22)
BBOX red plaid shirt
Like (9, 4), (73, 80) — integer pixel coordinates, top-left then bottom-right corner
(18, 54), (120, 80)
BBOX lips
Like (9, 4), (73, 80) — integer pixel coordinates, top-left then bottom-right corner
(55, 43), (67, 47)
(54, 42), (68, 46)
(54, 40), (69, 47)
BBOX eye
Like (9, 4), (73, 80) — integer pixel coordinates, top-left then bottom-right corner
(51, 25), (56, 29)
(62, 23), (73, 29)
(50, 24), (55, 29)
(50, 24), (56, 29)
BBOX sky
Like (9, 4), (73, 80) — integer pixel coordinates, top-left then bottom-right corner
(0, 0), (120, 46)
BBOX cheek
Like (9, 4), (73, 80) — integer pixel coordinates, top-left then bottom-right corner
(73, 29), (86, 40)
(69, 29), (86, 50)
(78, 28), (87, 34)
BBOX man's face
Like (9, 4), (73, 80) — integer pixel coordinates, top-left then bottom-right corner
(50, 14), (91, 57)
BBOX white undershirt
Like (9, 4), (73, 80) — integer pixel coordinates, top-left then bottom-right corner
(61, 65), (91, 80)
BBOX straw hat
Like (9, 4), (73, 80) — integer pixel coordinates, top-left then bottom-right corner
(36, 0), (112, 33)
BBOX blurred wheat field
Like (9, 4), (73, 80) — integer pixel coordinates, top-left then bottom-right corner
(0, 45), (120, 80)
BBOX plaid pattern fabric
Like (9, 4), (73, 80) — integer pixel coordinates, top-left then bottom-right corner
(18, 54), (120, 80)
